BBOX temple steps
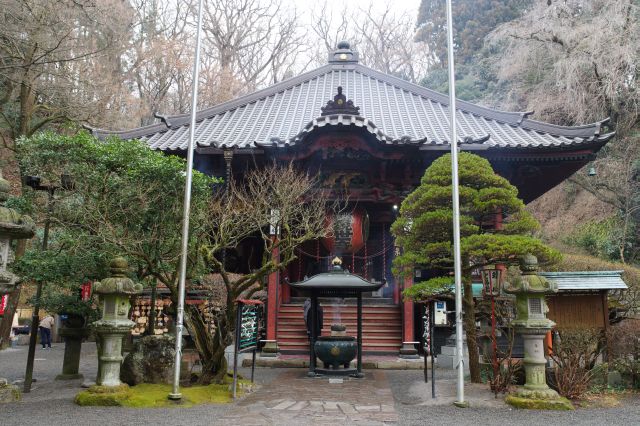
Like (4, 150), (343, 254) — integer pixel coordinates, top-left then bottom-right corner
(276, 303), (403, 354)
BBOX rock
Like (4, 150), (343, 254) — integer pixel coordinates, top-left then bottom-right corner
(120, 335), (175, 385)
(0, 378), (21, 403)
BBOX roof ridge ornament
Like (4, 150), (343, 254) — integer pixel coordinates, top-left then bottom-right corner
(328, 41), (359, 64)
(321, 86), (360, 116)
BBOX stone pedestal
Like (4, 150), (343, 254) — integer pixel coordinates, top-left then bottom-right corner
(56, 327), (90, 380)
(437, 333), (469, 370)
(94, 322), (133, 387)
(399, 342), (419, 359)
(261, 340), (279, 357)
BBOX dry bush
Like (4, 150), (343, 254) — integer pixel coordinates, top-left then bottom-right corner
(478, 299), (521, 396)
(607, 319), (640, 388)
(550, 328), (605, 399)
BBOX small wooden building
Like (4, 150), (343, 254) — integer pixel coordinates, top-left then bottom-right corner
(540, 271), (628, 330)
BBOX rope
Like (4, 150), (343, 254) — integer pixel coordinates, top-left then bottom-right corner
(294, 240), (394, 261)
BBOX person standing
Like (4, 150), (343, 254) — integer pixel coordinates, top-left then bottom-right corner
(303, 298), (323, 341)
(39, 314), (54, 349)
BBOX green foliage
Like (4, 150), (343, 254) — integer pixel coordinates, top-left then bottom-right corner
(416, 0), (532, 66)
(392, 152), (558, 278)
(565, 217), (630, 262)
(16, 131), (217, 285)
(403, 276), (453, 301)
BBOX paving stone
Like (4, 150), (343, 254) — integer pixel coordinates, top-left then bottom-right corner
(308, 400), (325, 411)
(288, 400), (308, 411)
(337, 402), (357, 414)
(355, 405), (381, 412)
(263, 398), (285, 408)
(323, 401), (339, 411)
(272, 399), (297, 410)
(380, 404), (395, 413)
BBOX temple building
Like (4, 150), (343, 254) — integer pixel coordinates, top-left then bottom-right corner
(93, 42), (615, 357)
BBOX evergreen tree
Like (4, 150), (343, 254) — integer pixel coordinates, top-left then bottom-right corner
(416, 0), (532, 66)
(391, 152), (559, 383)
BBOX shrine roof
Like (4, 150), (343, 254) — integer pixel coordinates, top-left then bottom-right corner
(91, 43), (614, 152)
(288, 267), (384, 295)
(539, 271), (628, 292)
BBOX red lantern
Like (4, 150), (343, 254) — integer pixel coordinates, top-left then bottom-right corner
(322, 208), (369, 254)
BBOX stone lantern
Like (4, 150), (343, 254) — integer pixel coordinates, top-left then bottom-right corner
(0, 169), (34, 403)
(503, 254), (571, 409)
(0, 170), (35, 297)
(92, 257), (142, 387)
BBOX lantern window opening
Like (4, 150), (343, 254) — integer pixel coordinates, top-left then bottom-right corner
(528, 297), (544, 318)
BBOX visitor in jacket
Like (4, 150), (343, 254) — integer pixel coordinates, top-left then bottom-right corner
(39, 314), (54, 349)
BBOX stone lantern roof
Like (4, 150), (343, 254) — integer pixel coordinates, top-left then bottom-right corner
(0, 169), (35, 240)
(93, 257), (143, 295)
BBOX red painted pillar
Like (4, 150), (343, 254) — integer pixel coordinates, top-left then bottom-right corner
(262, 239), (280, 357)
(399, 272), (419, 358)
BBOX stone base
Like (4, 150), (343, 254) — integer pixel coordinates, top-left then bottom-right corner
(261, 340), (279, 357)
(398, 342), (419, 359)
(514, 386), (561, 400)
(56, 373), (84, 381)
(0, 378), (21, 404)
(505, 394), (573, 410)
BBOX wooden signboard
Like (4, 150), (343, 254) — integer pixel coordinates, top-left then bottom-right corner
(233, 299), (263, 399)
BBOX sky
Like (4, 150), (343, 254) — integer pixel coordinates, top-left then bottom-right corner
(292, 0), (423, 31)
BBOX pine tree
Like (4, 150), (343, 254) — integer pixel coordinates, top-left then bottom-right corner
(391, 152), (559, 383)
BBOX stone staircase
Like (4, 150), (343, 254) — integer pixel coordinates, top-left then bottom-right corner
(276, 302), (402, 354)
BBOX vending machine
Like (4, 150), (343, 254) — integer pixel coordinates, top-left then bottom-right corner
(434, 300), (448, 326)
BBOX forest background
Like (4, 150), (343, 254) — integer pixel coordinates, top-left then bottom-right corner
(1, 0), (639, 325)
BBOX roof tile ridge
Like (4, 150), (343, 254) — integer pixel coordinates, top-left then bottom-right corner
(87, 122), (168, 140)
(520, 117), (611, 138)
(164, 64), (335, 129)
(351, 64), (530, 125)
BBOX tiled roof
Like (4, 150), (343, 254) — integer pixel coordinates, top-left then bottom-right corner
(92, 46), (614, 152)
(539, 271), (628, 291)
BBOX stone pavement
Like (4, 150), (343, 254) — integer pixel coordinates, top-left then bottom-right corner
(220, 369), (397, 425)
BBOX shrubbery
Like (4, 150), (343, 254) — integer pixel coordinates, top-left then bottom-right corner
(607, 319), (640, 389)
(549, 328), (605, 399)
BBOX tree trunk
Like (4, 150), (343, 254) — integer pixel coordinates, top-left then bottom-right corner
(184, 302), (235, 385)
(463, 273), (481, 383)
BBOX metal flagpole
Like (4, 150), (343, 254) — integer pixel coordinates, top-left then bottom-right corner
(445, 0), (465, 407)
(168, 0), (205, 401)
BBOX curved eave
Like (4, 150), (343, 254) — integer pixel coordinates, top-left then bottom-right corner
(254, 114), (490, 148)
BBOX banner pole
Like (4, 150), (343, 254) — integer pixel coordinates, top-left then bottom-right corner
(168, 0), (204, 401)
(445, 0), (466, 407)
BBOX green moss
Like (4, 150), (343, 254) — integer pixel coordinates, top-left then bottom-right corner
(75, 385), (131, 406)
(505, 395), (574, 410)
(75, 380), (251, 408)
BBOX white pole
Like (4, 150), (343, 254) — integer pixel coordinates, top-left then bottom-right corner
(169, 0), (205, 401)
(445, 0), (465, 406)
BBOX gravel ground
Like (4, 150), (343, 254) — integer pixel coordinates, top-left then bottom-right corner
(0, 343), (280, 426)
(387, 369), (640, 426)
(2, 345), (639, 425)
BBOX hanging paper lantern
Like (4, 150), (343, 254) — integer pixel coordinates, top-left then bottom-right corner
(322, 208), (369, 254)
